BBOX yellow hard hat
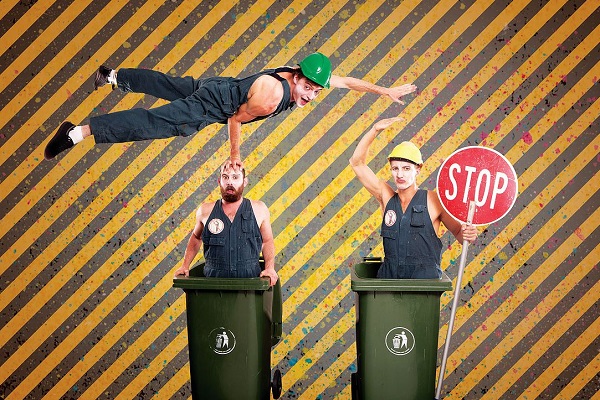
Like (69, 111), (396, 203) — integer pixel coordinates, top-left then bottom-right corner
(388, 141), (423, 165)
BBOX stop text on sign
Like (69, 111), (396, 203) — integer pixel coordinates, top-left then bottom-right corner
(443, 164), (510, 210)
(437, 146), (518, 225)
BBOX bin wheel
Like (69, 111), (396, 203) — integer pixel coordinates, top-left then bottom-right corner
(271, 369), (282, 399)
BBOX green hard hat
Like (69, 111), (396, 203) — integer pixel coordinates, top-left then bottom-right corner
(298, 52), (332, 88)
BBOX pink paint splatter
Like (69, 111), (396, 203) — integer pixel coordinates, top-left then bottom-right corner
(522, 131), (533, 144)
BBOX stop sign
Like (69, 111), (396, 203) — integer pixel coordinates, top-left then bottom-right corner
(436, 146), (518, 226)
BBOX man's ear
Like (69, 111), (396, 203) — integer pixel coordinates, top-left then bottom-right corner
(243, 177), (249, 187)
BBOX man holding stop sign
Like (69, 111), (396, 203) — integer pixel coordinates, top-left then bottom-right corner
(349, 117), (478, 279)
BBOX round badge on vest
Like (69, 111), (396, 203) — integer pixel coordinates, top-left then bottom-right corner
(208, 218), (224, 234)
(384, 210), (397, 227)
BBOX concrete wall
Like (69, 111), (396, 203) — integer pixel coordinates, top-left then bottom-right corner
(1, 0), (598, 398)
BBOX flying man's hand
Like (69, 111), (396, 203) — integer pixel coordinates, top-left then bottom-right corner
(224, 158), (244, 174)
(386, 83), (418, 105)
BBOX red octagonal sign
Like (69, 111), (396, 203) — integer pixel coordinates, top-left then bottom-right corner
(437, 146), (518, 226)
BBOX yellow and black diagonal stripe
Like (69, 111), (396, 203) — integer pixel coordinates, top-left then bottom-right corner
(1, 0), (598, 399)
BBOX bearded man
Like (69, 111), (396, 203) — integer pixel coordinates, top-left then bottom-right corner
(173, 161), (277, 285)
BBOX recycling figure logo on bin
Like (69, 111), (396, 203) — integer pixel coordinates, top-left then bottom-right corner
(209, 327), (236, 355)
(385, 326), (415, 356)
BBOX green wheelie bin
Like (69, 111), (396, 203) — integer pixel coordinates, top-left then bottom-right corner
(350, 257), (452, 400)
(173, 260), (282, 399)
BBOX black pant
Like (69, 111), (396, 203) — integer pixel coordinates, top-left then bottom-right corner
(90, 68), (239, 143)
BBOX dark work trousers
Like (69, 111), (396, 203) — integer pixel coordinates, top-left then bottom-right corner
(89, 68), (240, 143)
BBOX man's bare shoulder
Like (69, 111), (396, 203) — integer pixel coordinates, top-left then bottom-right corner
(249, 198), (269, 212)
(249, 199), (270, 222)
(198, 201), (217, 218)
(426, 189), (440, 203)
(243, 75), (285, 116)
(251, 75), (284, 98)
(426, 190), (444, 218)
(380, 184), (397, 206)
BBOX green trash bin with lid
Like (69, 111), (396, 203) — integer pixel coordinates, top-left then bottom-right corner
(173, 259), (282, 399)
(350, 257), (452, 400)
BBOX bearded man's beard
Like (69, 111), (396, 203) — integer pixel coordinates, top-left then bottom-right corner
(221, 185), (243, 202)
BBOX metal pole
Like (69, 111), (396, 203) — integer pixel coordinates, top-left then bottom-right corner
(435, 201), (475, 399)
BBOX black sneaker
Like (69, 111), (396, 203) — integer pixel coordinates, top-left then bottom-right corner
(44, 121), (75, 160)
(94, 65), (115, 90)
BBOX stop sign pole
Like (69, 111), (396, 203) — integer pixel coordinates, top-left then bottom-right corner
(434, 147), (518, 399)
(435, 201), (475, 400)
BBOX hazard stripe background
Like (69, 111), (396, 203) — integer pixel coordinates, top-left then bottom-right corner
(0, 0), (598, 398)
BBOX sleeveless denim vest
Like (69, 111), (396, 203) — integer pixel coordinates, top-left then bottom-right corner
(378, 190), (443, 279)
(233, 66), (296, 123)
(202, 198), (262, 278)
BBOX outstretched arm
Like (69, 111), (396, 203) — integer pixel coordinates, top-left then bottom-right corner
(329, 75), (417, 104)
(226, 76), (283, 169)
(227, 117), (243, 167)
(349, 117), (403, 209)
(227, 103), (260, 169)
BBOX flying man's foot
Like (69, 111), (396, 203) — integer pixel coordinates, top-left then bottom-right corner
(94, 65), (115, 90)
(44, 121), (75, 160)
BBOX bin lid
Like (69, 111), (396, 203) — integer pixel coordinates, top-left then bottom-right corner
(173, 262), (271, 291)
(350, 261), (453, 292)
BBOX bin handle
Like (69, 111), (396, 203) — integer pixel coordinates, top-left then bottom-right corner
(271, 278), (283, 346)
